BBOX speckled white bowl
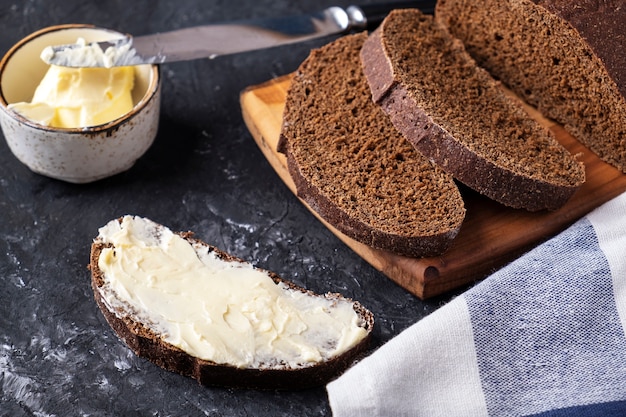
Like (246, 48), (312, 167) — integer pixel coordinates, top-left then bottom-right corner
(0, 24), (161, 183)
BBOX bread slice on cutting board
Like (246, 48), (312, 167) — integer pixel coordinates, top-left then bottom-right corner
(89, 215), (374, 390)
(278, 32), (466, 258)
(436, 0), (626, 173)
(360, 9), (585, 211)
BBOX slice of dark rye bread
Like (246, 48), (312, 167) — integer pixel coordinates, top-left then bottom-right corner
(436, 0), (626, 173)
(277, 32), (466, 258)
(89, 217), (374, 390)
(360, 9), (586, 211)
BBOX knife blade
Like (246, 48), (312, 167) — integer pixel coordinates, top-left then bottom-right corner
(41, 1), (436, 68)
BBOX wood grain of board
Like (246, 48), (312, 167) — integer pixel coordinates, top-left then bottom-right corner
(240, 74), (626, 299)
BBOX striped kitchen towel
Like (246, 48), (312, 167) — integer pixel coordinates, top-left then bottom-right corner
(327, 191), (626, 417)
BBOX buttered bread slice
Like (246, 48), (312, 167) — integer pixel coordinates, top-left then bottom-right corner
(90, 215), (373, 390)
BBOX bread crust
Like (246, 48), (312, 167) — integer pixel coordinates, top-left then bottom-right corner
(360, 10), (585, 211)
(534, 0), (626, 99)
(89, 225), (374, 390)
(282, 147), (462, 256)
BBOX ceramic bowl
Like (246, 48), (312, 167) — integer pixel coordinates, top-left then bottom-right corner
(0, 24), (161, 183)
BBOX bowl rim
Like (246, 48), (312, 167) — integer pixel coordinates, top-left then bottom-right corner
(0, 23), (160, 134)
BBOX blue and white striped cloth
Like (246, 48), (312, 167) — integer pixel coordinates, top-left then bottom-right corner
(327, 191), (626, 417)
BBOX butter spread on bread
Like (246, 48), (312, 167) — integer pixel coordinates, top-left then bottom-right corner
(90, 216), (373, 389)
(96, 215), (368, 368)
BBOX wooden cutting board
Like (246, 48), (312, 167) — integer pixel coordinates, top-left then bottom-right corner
(240, 74), (626, 299)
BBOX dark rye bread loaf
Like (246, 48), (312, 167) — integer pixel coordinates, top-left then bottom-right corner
(278, 32), (465, 258)
(90, 216), (374, 390)
(360, 9), (585, 211)
(436, 0), (626, 173)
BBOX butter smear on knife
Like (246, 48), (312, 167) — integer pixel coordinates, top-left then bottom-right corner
(9, 39), (135, 128)
(40, 37), (138, 68)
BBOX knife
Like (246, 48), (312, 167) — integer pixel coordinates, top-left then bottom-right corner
(42, 1), (436, 68)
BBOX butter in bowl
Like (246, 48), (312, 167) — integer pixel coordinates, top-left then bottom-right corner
(0, 24), (161, 183)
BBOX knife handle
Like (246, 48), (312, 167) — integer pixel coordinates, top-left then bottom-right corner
(349, 0), (437, 31)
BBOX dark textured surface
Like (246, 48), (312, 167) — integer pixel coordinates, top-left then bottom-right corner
(0, 1), (453, 415)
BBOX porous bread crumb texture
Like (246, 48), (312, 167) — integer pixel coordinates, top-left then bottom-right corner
(436, 0), (626, 172)
(280, 33), (465, 245)
(377, 9), (585, 187)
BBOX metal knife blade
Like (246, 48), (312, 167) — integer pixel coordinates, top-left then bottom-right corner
(42, 1), (435, 68)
